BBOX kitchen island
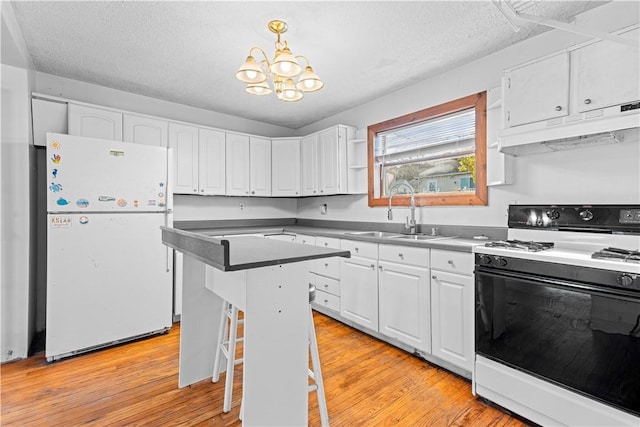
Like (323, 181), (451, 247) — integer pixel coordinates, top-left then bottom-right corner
(161, 227), (350, 426)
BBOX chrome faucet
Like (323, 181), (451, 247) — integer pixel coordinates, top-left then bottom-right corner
(387, 181), (417, 235)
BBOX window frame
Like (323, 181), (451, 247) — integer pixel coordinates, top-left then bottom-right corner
(367, 91), (487, 207)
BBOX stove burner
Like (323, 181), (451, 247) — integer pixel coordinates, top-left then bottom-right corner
(485, 240), (555, 252)
(592, 247), (640, 263)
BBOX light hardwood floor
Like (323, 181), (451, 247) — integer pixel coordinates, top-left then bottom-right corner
(1, 312), (531, 426)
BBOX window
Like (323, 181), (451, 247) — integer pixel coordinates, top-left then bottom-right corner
(367, 92), (487, 207)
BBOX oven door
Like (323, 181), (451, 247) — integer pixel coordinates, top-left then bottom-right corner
(475, 267), (640, 416)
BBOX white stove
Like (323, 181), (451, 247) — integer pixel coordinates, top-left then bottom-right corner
(473, 205), (640, 427)
(475, 228), (640, 274)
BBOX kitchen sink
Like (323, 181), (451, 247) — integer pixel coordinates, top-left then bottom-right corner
(345, 231), (404, 238)
(389, 234), (455, 241)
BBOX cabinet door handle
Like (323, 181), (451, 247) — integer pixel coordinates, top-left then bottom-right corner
(584, 98), (592, 105)
(370, 264), (375, 269)
(324, 284), (329, 288)
(354, 247), (359, 253)
(398, 253), (404, 259)
(447, 260), (454, 265)
(555, 105), (562, 111)
(432, 275), (437, 280)
(324, 263), (329, 267)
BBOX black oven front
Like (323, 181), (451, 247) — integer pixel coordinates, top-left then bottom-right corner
(474, 254), (640, 417)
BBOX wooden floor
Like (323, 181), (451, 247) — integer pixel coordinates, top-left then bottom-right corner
(1, 313), (531, 426)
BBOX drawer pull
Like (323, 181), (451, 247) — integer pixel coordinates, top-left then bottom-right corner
(324, 263), (329, 267)
(555, 105), (562, 111)
(324, 299), (329, 304)
(324, 284), (329, 288)
(447, 260), (454, 265)
(355, 247), (359, 253)
(370, 264), (375, 269)
(432, 275), (437, 280)
(584, 98), (592, 105)
(398, 253), (404, 258)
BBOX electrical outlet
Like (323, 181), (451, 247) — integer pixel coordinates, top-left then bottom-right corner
(320, 204), (327, 215)
(240, 204), (244, 211)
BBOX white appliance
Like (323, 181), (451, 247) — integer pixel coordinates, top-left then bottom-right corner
(473, 205), (640, 426)
(45, 133), (173, 361)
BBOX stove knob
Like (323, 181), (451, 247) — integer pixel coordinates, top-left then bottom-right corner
(479, 255), (493, 265)
(546, 209), (560, 220)
(579, 210), (594, 221)
(495, 256), (508, 267)
(618, 274), (635, 288)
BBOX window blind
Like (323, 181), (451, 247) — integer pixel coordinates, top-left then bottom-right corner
(375, 108), (476, 166)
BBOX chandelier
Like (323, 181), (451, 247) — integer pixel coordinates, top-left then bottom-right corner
(235, 20), (324, 102)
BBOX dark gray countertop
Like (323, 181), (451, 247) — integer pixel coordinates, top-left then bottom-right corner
(161, 227), (350, 271)
(181, 224), (496, 252)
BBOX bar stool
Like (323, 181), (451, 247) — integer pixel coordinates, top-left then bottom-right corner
(212, 301), (244, 412)
(212, 284), (329, 427)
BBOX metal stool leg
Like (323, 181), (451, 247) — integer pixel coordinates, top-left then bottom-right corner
(309, 307), (329, 427)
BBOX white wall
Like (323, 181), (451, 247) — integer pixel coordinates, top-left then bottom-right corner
(296, 1), (640, 227)
(1, 2), (36, 362)
(174, 195), (296, 221)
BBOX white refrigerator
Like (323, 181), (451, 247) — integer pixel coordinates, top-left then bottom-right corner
(45, 133), (173, 361)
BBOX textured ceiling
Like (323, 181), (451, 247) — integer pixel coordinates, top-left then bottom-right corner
(10, 1), (607, 129)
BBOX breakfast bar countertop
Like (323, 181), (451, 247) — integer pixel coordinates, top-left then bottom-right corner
(161, 226), (351, 271)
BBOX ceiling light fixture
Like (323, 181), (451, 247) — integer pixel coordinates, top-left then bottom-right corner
(236, 20), (323, 102)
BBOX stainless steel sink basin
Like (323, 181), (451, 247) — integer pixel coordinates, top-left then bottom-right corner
(345, 231), (404, 238)
(389, 234), (455, 241)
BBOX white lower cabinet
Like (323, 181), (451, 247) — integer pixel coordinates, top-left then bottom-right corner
(340, 255), (379, 331)
(378, 260), (431, 354)
(430, 250), (474, 372)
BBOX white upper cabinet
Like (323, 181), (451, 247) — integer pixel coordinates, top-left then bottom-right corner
(272, 138), (301, 197)
(503, 52), (570, 128)
(169, 123), (199, 194)
(318, 126), (348, 195)
(300, 125), (354, 197)
(575, 27), (640, 113)
(198, 129), (226, 195)
(301, 134), (319, 196)
(226, 133), (251, 196)
(250, 137), (272, 197)
(123, 114), (168, 147)
(68, 104), (123, 141)
(32, 98), (68, 147)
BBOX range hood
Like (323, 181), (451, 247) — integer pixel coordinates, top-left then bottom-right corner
(498, 103), (640, 156)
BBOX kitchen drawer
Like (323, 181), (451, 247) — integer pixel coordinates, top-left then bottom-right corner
(379, 244), (429, 267)
(313, 289), (340, 312)
(315, 257), (340, 279)
(312, 274), (340, 296)
(431, 249), (473, 275)
(316, 236), (341, 249)
(296, 234), (316, 246)
(340, 239), (378, 259)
